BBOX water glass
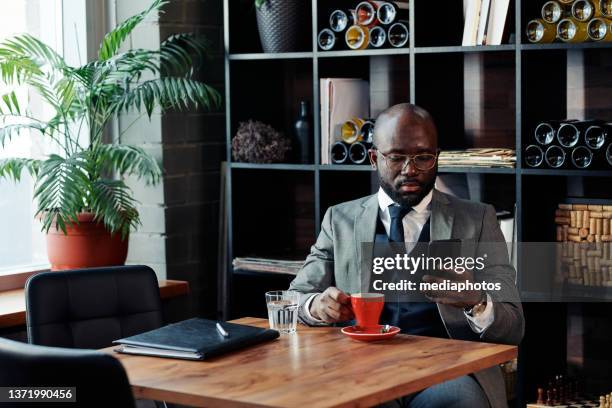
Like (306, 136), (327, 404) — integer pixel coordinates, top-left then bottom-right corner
(265, 290), (300, 334)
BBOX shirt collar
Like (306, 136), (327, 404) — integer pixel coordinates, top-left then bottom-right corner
(377, 187), (433, 214)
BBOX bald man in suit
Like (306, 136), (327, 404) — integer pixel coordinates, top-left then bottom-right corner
(289, 103), (523, 408)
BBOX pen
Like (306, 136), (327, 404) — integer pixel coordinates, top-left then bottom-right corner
(216, 322), (229, 337)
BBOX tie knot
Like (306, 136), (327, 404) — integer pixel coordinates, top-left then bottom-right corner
(389, 204), (411, 220)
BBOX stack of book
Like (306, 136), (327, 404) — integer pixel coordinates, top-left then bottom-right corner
(232, 257), (304, 275)
(438, 148), (516, 168)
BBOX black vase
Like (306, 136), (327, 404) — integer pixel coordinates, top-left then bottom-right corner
(293, 101), (312, 164)
(256, 0), (301, 53)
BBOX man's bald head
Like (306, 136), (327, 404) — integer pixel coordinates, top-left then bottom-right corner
(372, 103), (437, 152)
(368, 103), (439, 207)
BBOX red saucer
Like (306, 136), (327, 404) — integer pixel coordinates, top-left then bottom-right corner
(341, 325), (400, 342)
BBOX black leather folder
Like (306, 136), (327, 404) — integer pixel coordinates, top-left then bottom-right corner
(113, 318), (279, 360)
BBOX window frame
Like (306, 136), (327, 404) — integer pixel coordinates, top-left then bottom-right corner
(0, 0), (106, 285)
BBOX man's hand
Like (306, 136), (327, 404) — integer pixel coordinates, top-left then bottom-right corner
(421, 268), (484, 309)
(310, 287), (354, 323)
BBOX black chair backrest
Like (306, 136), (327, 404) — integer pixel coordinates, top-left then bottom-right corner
(26, 265), (163, 349)
(0, 337), (135, 408)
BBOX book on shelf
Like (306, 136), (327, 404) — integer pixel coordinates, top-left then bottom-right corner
(463, 0), (510, 46)
(438, 148), (516, 168)
(320, 78), (369, 165)
(232, 257), (305, 275)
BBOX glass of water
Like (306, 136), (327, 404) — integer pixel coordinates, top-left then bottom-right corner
(265, 290), (300, 334)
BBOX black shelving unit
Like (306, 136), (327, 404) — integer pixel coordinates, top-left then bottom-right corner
(221, 1), (612, 405)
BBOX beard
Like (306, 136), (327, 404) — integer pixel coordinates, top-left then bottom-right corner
(378, 173), (436, 208)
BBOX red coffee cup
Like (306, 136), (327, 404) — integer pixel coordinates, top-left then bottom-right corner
(350, 293), (384, 331)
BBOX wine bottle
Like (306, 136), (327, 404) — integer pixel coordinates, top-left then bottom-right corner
(388, 22), (409, 47)
(345, 25), (370, 50)
(545, 145), (567, 168)
(557, 120), (600, 147)
(369, 26), (387, 48)
(587, 17), (612, 41)
(526, 19), (558, 43)
(318, 28), (339, 51)
(349, 142), (372, 164)
(330, 9), (355, 33)
(570, 145), (594, 168)
(331, 141), (349, 164)
(360, 119), (376, 143)
(601, 0), (612, 17)
(355, 1), (379, 27)
(341, 118), (365, 143)
(293, 101), (312, 164)
(534, 120), (577, 145)
(557, 18), (589, 42)
(541, 1), (567, 24)
(572, 0), (600, 20)
(584, 124), (608, 149)
(525, 145), (545, 167)
(376, 1), (409, 25)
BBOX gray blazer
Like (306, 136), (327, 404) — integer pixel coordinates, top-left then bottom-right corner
(289, 189), (524, 408)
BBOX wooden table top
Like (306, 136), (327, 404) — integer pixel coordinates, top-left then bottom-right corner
(108, 317), (517, 408)
(0, 280), (190, 329)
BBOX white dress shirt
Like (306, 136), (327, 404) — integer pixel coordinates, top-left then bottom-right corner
(304, 188), (494, 333)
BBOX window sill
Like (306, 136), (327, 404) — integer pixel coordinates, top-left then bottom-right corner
(0, 280), (190, 330)
(0, 270), (47, 292)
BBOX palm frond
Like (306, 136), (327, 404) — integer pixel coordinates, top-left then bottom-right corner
(0, 157), (41, 181)
(0, 34), (65, 72)
(34, 153), (91, 234)
(90, 178), (139, 239)
(0, 91), (22, 115)
(98, 0), (168, 61)
(95, 143), (162, 184)
(0, 121), (45, 147)
(113, 77), (221, 117)
(0, 56), (42, 84)
(159, 33), (209, 76)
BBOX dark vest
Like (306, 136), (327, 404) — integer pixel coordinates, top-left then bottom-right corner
(375, 215), (448, 338)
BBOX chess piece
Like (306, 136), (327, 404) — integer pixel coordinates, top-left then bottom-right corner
(600, 395), (606, 408)
(538, 388), (545, 405)
(547, 389), (553, 406)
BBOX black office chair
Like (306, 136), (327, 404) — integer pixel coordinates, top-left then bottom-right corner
(25, 265), (163, 349)
(0, 337), (135, 408)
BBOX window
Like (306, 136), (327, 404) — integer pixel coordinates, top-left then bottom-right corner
(0, 0), (63, 274)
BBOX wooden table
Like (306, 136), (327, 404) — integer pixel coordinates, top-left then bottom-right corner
(0, 280), (190, 329)
(108, 317), (517, 408)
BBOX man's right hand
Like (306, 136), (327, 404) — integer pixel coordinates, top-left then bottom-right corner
(310, 287), (354, 323)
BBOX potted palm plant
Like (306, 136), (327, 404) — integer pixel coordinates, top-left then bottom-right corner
(0, 0), (220, 270)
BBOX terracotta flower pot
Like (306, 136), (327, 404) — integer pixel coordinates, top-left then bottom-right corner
(45, 212), (128, 271)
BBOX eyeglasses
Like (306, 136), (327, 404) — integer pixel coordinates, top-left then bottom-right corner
(374, 149), (438, 171)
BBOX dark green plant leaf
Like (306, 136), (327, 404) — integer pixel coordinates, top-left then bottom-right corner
(95, 143), (162, 184)
(0, 122), (45, 147)
(113, 77), (221, 116)
(0, 157), (41, 181)
(89, 178), (139, 239)
(98, 0), (168, 61)
(34, 153), (91, 234)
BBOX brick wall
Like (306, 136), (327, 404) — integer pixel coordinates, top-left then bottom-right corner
(118, 0), (225, 318)
(159, 0), (225, 318)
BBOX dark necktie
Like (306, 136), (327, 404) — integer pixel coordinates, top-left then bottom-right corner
(388, 204), (411, 243)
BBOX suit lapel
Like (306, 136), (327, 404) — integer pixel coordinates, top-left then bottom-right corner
(431, 189), (455, 240)
(354, 195), (378, 293)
